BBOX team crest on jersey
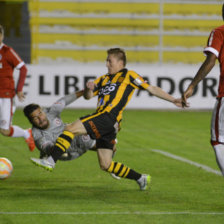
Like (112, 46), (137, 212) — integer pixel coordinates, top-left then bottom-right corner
(0, 54), (2, 60)
(0, 63), (2, 69)
(118, 77), (124, 83)
(55, 118), (62, 126)
(81, 135), (90, 142)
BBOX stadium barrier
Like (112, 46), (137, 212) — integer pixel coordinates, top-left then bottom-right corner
(14, 63), (219, 110)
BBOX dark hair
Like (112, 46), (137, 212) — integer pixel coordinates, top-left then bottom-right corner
(107, 48), (127, 66)
(23, 104), (40, 122)
(0, 25), (4, 34)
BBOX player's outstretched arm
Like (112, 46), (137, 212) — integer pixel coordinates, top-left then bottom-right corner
(76, 90), (84, 98)
(182, 52), (216, 107)
(56, 90), (84, 107)
(146, 85), (183, 108)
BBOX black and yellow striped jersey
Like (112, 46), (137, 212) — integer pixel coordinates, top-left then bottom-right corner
(93, 68), (149, 122)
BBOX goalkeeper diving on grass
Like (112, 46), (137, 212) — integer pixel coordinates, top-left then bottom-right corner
(30, 48), (184, 191)
(23, 90), (98, 161)
(24, 90), (118, 180)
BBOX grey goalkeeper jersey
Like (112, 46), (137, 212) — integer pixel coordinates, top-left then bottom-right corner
(32, 95), (95, 161)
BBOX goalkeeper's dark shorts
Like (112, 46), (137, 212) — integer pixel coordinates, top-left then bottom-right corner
(80, 112), (118, 150)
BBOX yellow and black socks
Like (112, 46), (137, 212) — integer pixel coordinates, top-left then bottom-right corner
(51, 131), (74, 162)
(107, 161), (141, 180)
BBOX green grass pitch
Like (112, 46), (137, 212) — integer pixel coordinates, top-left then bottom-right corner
(0, 109), (224, 224)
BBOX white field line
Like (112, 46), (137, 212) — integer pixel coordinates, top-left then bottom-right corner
(0, 211), (224, 215)
(151, 149), (222, 176)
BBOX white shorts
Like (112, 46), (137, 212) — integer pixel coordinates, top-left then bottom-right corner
(0, 98), (14, 130)
(211, 97), (224, 144)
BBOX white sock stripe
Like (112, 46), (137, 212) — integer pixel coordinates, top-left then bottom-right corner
(11, 125), (26, 138)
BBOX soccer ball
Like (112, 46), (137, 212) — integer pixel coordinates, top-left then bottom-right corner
(0, 158), (13, 180)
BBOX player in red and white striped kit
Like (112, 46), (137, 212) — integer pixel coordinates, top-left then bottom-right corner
(182, 4), (224, 176)
(0, 24), (35, 151)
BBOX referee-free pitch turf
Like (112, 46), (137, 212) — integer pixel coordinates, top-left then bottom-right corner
(0, 109), (223, 224)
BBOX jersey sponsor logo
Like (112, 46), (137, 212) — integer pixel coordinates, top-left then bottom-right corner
(99, 83), (116, 95)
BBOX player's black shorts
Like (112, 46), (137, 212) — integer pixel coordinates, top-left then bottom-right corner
(80, 112), (117, 150)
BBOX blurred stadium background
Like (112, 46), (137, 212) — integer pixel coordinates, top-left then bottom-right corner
(0, 0), (222, 64)
(0, 0), (222, 110)
(0, 0), (223, 109)
(0, 0), (223, 110)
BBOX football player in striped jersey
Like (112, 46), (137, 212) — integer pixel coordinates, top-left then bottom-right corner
(31, 48), (182, 190)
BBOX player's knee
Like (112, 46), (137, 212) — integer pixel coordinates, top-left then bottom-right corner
(64, 124), (72, 132)
(99, 160), (111, 171)
(65, 120), (86, 135)
(0, 128), (10, 136)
